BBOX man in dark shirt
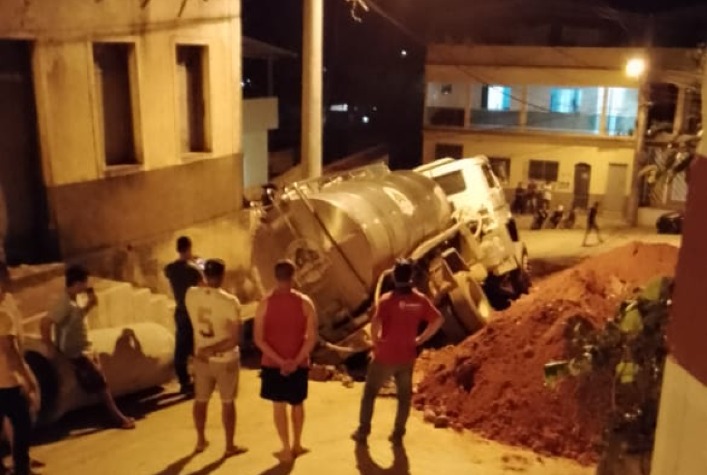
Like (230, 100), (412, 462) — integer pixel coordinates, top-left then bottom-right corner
(164, 236), (203, 395)
(583, 202), (604, 246)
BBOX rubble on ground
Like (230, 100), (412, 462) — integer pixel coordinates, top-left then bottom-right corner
(413, 242), (679, 464)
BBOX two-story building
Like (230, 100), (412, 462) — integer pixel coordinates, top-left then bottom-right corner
(422, 44), (702, 216)
(0, 0), (263, 296)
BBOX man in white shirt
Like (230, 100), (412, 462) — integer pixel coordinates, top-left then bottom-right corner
(0, 264), (38, 475)
(185, 259), (246, 459)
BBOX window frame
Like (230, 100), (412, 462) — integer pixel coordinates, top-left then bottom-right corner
(528, 159), (559, 182)
(90, 39), (144, 173)
(174, 40), (213, 160)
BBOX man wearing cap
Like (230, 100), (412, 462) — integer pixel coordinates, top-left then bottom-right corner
(351, 260), (444, 446)
(185, 259), (247, 458)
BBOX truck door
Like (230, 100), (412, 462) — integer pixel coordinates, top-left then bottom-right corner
(481, 163), (510, 216)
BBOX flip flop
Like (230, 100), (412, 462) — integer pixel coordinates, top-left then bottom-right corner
(116, 417), (136, 430)
(292, 446), (310, 458)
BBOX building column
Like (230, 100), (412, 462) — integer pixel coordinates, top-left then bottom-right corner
(673, 86), (687, 135)
(463, 84), (471, 127)
(518, 85), (528, 129)
(627, 80), (650, 226)
(302, 0), (323, 179)
(599, 87), (609, 134)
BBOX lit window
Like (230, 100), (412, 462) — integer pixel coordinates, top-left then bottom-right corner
(487, 86), (511, 111)
(550, 88), (582, 113)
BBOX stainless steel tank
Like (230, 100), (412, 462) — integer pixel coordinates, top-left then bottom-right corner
(252, 164), (452, 342)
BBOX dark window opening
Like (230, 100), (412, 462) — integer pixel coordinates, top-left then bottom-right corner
(177, 45), (209, 154)
(528, 160), (559, 182)
(93, 43), (137, 166)
(434, 143), (463, 160)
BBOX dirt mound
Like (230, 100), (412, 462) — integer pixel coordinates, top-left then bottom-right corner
(413, 242), (679, 464)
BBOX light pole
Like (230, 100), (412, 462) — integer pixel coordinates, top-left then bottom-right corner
(625, 57), (649, 227)
(302, 0), (324, 179)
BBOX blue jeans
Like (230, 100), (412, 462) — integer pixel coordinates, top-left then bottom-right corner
(356, 360), (414, 438)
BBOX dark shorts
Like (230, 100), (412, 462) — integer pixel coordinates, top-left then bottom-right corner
(260, 367), (309, 405)
(70, 355), (107, 394)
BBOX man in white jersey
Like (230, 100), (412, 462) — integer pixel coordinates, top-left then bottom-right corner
(185, 259), (247, 458)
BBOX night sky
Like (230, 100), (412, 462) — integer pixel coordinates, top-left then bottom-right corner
(242, 0), (707, 170)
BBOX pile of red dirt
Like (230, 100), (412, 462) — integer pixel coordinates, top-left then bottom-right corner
(413, 242), (679, 464)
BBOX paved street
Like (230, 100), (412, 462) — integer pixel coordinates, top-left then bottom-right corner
(15, 226), (681, 475)
(26, 370), (592, 475)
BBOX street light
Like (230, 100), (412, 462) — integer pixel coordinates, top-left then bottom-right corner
(625, 57), (647, 78)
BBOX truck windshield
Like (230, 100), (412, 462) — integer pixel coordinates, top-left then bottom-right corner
(433, 170), (467, 195)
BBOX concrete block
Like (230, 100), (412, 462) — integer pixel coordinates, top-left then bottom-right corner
(130, 288), (152, 324)
(98, 282), (134, 329)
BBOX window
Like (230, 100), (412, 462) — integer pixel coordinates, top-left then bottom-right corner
(488, 157), (510, 184)
(93, 43), (137, 166)
(469, 84), (520, 127)
(433, 171), (467, 196)
(434, 143), (463, 160)
(426, 82), (467, 127)
(550, 88), (582, 113)
(528, 160), (559, 182)
(441, 84), (453, 95)
(176, 45), (209, 154)
(526, 86), (603, 134)
(605, 87), (638, 136)
(484, 86), (512, 111)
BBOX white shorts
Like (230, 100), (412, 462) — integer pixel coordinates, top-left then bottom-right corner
(193, 357), (240, 403)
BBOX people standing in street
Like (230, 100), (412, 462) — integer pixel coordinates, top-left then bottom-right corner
(583, 202), (604, 246)
(526, 181), (537, 214)
(185, 259), (247, 458)
(40, 265), (135, 430)
(254, 260), (318, 464)
(512, 182), (526, 215)
(351, 260), (443, 446)
(542, 182), (553, 210)
(0, 264), (39, 475)
(164, 236), (204, 396)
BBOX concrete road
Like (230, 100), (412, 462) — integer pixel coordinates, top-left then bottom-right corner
(20, 225), (681, 475)
(27, 370), (592, 475)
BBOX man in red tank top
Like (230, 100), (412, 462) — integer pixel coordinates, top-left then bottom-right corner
(352, 260), (443, 446)
(254, 260), (318, 463)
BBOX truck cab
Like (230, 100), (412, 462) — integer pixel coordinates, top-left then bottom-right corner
(415, 156), (519, 241)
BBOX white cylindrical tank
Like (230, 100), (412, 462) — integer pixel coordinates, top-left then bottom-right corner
(252, 165), (452, 343)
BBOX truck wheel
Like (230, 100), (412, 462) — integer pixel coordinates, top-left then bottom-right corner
(450, 272), (491, 333)
(510, 250), (531, 297)
(439, 301), (469, 345)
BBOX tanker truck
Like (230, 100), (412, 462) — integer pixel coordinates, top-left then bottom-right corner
(251, 156), (530, 354)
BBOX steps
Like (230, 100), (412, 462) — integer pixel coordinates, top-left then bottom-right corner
(12, 264), (177, 336)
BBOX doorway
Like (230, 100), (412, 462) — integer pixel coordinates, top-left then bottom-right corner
(604, 163), (629, 213)
(573, 163), (591, 209)
(0, 40), (56, 264)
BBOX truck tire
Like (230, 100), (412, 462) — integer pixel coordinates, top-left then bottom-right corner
(450, 272), (491, 333)
(439, 301), (469, 345)
(510, 249), (531, 297)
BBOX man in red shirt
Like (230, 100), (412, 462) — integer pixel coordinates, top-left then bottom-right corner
(352, 259), (443, 445)
(254, 260), (318, 463)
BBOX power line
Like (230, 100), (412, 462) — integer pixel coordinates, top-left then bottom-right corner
(360, 0), (643, 132)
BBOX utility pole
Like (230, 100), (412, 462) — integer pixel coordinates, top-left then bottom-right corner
(626, 79), (650, 226)
(302, 0), (323, 179)
(626, 16), (655, 227)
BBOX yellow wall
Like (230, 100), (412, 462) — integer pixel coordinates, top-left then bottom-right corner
(423, 130), (635, 197)
(1, 0), (242, 187)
